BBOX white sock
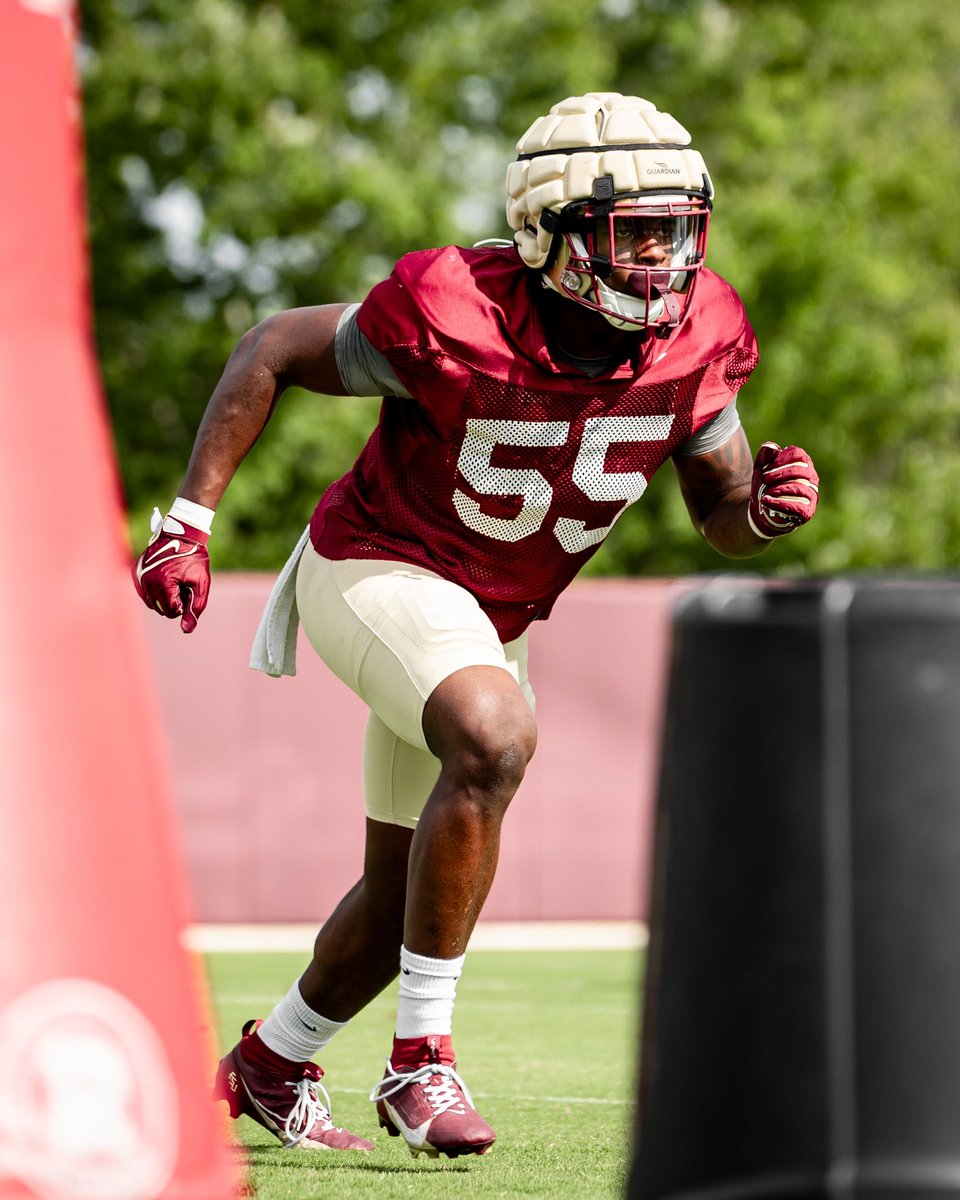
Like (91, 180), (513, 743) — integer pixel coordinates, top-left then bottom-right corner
(395, 946), (465, 1038)
(257, 981), (348, 1062)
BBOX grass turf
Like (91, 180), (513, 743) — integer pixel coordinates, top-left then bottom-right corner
(205, 947), (644, 1199)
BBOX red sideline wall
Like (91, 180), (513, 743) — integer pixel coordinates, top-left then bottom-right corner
(142, 574), (687, 924)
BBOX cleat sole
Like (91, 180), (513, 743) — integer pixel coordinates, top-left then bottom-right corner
(442, 1141), (495, 1159)
(408, 1140), (494, 1160)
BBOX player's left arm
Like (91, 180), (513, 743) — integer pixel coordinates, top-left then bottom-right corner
(673, 427), (820, 558)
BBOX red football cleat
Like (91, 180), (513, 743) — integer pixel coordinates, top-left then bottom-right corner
(370, 1034), (495, 1159)
(214, 1020), (373, 1152)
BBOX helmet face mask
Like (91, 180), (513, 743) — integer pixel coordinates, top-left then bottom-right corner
(545, 192), (711, 331)
(505, 92), (714, 333)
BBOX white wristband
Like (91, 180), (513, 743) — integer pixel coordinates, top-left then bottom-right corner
(169, 495), (216, 534)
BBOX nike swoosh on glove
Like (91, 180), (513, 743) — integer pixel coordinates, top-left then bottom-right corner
(748, 442), (820, 539)
(133, 508), (211, 633)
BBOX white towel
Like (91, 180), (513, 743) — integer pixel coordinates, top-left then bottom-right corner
(249, 524), (311, 677)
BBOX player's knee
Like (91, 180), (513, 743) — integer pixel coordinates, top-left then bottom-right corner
(479, 716), (537, 793)
(424, 666), (537, 799)
(446, 699), (537, 800)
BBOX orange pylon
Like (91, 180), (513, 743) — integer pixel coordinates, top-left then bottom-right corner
(0, 4), (238, 1196)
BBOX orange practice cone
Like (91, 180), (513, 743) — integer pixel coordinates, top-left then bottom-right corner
(0, 3), (237, 1197)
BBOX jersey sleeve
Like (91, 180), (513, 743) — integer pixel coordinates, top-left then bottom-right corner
(675, 399), (741, 456)
(699, 340), (759, 403)
(672, 271), (759, 439)
(696, 274), (758, 396)
(335, 304), (412, 398)
(354, 254), (451, 397)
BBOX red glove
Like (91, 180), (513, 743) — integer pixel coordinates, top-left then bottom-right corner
(133, 507), (211, 633)
(748, 442), (820, 539)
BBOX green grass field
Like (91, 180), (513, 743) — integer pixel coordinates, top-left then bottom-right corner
(206, 948), (643, 1199)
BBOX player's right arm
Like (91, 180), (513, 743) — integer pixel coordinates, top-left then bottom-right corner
(132, 303), (352, 630)
(179, 303), (352, 509)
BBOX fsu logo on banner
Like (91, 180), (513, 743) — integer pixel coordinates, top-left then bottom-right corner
(0, 981), (179, 1200)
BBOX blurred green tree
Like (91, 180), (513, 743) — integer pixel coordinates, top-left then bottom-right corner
(79, 0), (960, 575)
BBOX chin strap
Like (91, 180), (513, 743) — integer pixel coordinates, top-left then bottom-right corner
(654, 284), (682, 325)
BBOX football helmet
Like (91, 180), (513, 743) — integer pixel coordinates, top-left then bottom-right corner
(506, 92), (713, 332)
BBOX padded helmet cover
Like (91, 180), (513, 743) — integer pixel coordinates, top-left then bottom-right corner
(506, 92), (711, 269)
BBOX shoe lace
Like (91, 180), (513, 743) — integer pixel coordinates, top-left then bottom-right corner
(282, 1074), (335, 1148)
(370, 1059), (474, 1117)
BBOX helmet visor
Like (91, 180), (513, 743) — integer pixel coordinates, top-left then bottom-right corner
(604, 213), (694, 271)
(554, 195), (709, 327)
(587, 198), (707, 283)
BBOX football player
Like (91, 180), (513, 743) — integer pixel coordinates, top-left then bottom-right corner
(133, 92), (819, 1159)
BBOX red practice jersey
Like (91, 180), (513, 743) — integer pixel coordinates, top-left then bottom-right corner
(311, 244), (758, 642)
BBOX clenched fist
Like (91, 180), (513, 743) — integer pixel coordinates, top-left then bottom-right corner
(133, 506), (211, 633)
(748, 442), (820, 540)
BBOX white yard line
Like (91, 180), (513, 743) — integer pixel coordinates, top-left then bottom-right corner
(330, 1086), (632, 1107)
(184, 920), (648, 954)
